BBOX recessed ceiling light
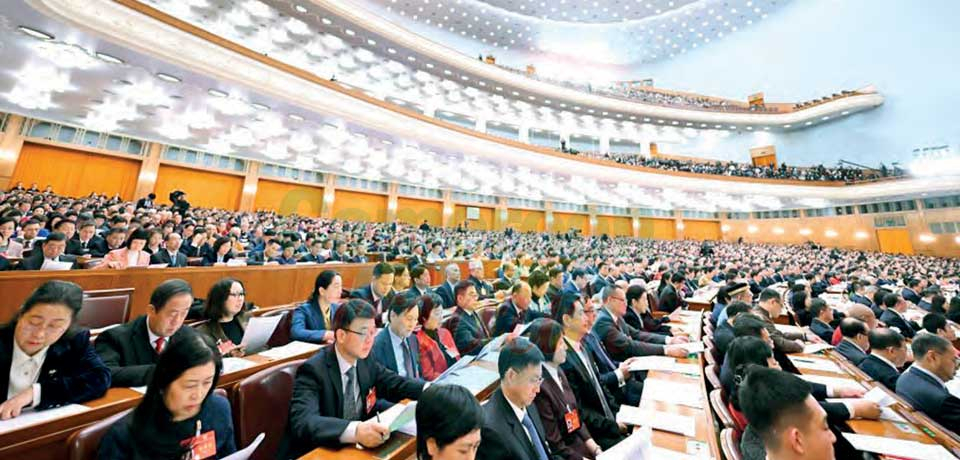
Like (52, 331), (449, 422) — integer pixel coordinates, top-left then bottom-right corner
(294, 5), (307, 13)
(387, 48), (397, 54)
(367, 39), (377, 46)
(805, 121), (813, 125)
(783, 124), (792, 128)
(95, 52), (124, 64)
(288, 114), (305, 121)
(345, 29), (355, 36)
(156, 73), (181, 83)
(251, 103), (270, 111)
(208, 89), (228, 98)
(18, 26), (53, 40)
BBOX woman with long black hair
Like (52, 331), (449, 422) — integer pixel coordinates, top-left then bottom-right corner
(98, 335), (236, 459)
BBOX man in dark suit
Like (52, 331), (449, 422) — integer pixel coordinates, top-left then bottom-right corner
(656, 272), (686, 313)
(94, 279), (196, 387)
(546, 268), (563, 303)
(476, 338), (560, 460)
(753, 288), (807, 354)
(435, 263), (461, 309)
(69, 221), (107, 257)
(859, 329), (907, 391)
(592, 286), (688, 361)
(467, 259), (496, 299)
(149, 232), (188, 267)
(739, 367), (837, 460)
(371, 295), (422, 380)
(493, 282), (535, 336)
(299, 240), (327, 263)
(835, 318), (870, 366)
(135, 193), (156, 209)
(808, 299), (836, 343)
(849, 282), (872, 307)
(714, 301), (752, 360)
(280, 299), (425, 458)
(446, 282), (493, 355)
(351, 262), (395, 327)
(589, 263), (612, 295)
(897, 334), (960, 434)
(555, 294), (628, 449)
(405, 244), (426, 269)
(880, 293), (919, 338)
(901, 279), (923, 305)
(16, 233), (78, 271)
(561, 269), (587, 297)
(404, 265), (433, 299)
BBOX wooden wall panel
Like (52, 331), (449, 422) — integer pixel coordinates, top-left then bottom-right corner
(333, 189), (387, 222)
(876, 228), (915, 255)
(12, 143), (140, 200)
(684, 220), (721, 241)
(639, 218), (677, 240)
(553, 212), (588, 234)
(453, 205), (495, 230)
(154, 164), (243, 210)
(397, 197), (443, 226)
(254, 180), (323, 217)
(507, 209), (545, 232)
(595, 215), (632, 236)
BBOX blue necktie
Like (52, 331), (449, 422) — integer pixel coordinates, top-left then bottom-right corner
(521, 411), (549, 460)
(587, 332), (617, 371)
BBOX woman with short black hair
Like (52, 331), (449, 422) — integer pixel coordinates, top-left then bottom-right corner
(416, 384), (483, 460)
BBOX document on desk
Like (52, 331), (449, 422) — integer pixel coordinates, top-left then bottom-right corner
(436, 364), (500, 396)
(258, 341), (323, 360)
(222, 432), (265, 460)
(774, 324), (803, 335)
(615, 405), (696, 437)
(788, 356), (842, 373)
(797, 373), (863, 390)
(434, 355), (475, 382)
(842, 433), (955, 460)
(642, 379), (703, 408)
(596, 426), (652, 460)
(239, 315), (284, 354)
(221, 357), (258, 375)
(373, 401), (418, 433)
(802, 343), (834, 354)
(40, 260), (73, 271)
(677, 341), (705, 354)
(863, 386), (896, 407)
(0, 404), (91, 435)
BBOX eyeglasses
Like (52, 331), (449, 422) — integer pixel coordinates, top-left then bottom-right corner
(229, 292), (246, 297)
(343, 328), (377, 339)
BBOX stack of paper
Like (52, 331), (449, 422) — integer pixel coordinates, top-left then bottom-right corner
(677, 341), (706, 354)
(372, 401), (418, 433)
(788, 356), (843, 373)
(615, 405), (697, 437)
(797, 373), (863, 390)
(222, 433), (265, 460)
(775, 324), (804, 335)
(802, 343), (834, 354)
(842, 433), (955, 460)
(239, 315), (284, 354)
(0, 404), (91, 435)
(221, 357), (258, 375)
(258, 341), (323, 360)
(628, 357), (701, 375)
(642, 379), (703, 408)
(436, 365), (499, 395)
(597, 426), (652, 460)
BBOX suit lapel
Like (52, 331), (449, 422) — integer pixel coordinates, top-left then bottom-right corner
(131, 316), (153, 363)
(497, 391), (538, 460)
(325, 348), (344, 418)
(0, 326), (14, 397)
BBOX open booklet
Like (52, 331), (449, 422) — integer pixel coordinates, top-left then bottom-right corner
(474, 322), (533, 362)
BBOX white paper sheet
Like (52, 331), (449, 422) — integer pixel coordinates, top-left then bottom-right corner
(628, 357), (701, 375)
(597, 426), (652, 460)
(797, 373), (863, 390)
(615, 405), (696, 437)
(435, 365), (499, 395)
(775, 324), (804, 335)
(677, 341), (705, 354)
(257, 341), (323, 360)
(864, 386), (896, 407)
(222, 432), (266, 460)
(129, 385), (147, 394)
(642, 379), (703, 408)
(238, 315), (283, 354)
(0, 404), (91, 435)
(842, 433), (955, 460)
(40, 259), (73, 271)
(221, 357), (258, 375)
(371, 401), (418, 433)
(788, 356), (843, 373)
(802, 343), (834, 354)
(433, 355), (476, 382)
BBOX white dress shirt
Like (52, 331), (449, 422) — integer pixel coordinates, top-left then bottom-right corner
(8, 340), (47, 407)
(336, 347), (362, 444)
(505, 392), (535, 444)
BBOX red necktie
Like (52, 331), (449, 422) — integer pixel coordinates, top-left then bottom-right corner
(155, 337), (166, 354)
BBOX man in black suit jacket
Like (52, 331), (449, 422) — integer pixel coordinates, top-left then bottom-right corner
(477, 338), (561, 460)
(859, 329), (907, 391)
(16, 233), (78, 271)
(714, 302), (753, 360)
(468, 259), (496, 299)
(446, 282), (494, 355)
(897, 334), (960, 434)
(351, 262), (396, 327)
(592, 286), (688, 361)
(279, 299), (424, 458)
(94, 280), (197, 387)
(880, 293), (918, 338)
(403, 265), (433, 299)
(435, 263), (461, 309)
(149, 233), (189, 267)
(901, 280), (923, 305)
(492, 282), (536, 336)
(135, 193), (156, 209)
(71, 221), (108, 257)
(656, 272), (686, 313)
(835, 318), (870, 366)
(808, 299), (836, 343)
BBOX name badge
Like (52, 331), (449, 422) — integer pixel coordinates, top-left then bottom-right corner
(365, 387), (377, 414)
(180, 430), (217, 459)
(564, 408), (581, 433)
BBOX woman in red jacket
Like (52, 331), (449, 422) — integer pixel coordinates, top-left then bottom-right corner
(415, 295), (460, 381)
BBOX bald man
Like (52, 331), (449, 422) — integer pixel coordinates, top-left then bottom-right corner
(493, 281), (535, 336)
(831, 304), (877, 346)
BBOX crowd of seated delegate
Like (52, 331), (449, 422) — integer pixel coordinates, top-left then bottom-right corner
(2, 188), (960, 458)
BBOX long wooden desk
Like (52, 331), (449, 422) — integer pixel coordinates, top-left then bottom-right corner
(0, 343), (325, 460)
(787, 349), (960, 457)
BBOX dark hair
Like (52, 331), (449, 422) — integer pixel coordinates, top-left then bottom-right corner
(212, 237), (231, 254)
(53, 219), (74, 230)
(0, 216), (16, 228)
(418, 294), (442, 326)
(839, 318), (867, 339)
(570, 268), (586, 280)
(790, 291), (808, 311)
(309, 270), (340, 304)
(548, 268), (563, 279)
(132, 334), (222, 458)
(497, 336), (544, 379)
(727, 336), (773, 411)
(868, 328), (904, 351)
(922, 313), (949, 334)
(732, 313), (766, 338)
(204, 278), (244, 321)
(150, 279), (193, 312)
(528, 270), (549, 289)
(42, 231), (67, 244)
(809, 299), (830, 319)
(912, 333), (952, 360)
(739, 366), (814, 451)
(388, 294), (420, 318)
(625, 284), (646, 306)
(415, 384), (483, 460)
(883, 292), (901, 309)
(332, 299), (376, 331)
(670, 272), (686, 284)
(454, 280), (474, 303)
(931, 295), (947, 314)
(393, 263), (408, 277)
(725, 301), (752, 320)
(410, 265), (427, 280)
(372, 262), (395, 279)
(552, 292), (582, 325)
(758, 288), (780, 304)
(873, 288), (890, 307)
(13, 280), (84, 326)
(127, 229), (149, 246)
(523, 318), (564, 362)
